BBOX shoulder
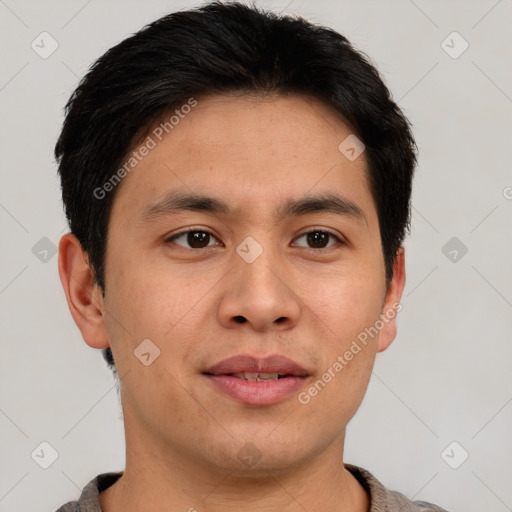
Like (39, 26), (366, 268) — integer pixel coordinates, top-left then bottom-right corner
(345, 464), (450, 512)
(55, 472), (122, 512)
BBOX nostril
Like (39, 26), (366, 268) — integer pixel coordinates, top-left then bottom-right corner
(234, 316), (247, 323)
(275, 317), (286, 323)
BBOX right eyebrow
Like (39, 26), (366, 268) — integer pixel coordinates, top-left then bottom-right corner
(140, 191), (231, 222)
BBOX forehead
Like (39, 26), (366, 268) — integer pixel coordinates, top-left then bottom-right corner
(110, 93), (376, 225)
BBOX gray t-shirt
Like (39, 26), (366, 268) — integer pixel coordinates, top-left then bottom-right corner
(55, 464), (449, 511)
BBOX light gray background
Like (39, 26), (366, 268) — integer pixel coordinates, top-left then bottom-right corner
(1, 0), (511, 511)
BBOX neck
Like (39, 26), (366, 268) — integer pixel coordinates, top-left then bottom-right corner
(100, 444), (369, 511)
(99, 409), (369, 512)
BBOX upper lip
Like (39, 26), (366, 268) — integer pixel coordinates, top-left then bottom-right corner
(204, 354), (309, 377)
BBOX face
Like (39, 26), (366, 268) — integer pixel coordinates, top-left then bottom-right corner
(63, 93), (405, 476)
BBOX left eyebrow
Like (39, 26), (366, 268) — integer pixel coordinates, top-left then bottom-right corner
(278, 193), (367, 224)
(139, 191), (366, 225)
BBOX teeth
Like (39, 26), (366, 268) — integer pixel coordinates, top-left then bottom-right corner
(232, 372), (280, 381)
(256, 372), (280, 380)
(233, 372), (260, 381)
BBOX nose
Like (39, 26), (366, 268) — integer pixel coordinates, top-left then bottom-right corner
(217, 246), (301, 333)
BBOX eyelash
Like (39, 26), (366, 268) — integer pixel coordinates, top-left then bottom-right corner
(165, 228), (344, 251)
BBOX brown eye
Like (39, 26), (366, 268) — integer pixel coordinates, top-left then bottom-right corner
(168, 230), (220, 249)
(293, 230), (341, 249)
(187, 231), (210, 248)
(307, 231), (329, 248)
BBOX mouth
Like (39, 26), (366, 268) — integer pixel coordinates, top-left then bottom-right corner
(203, 354), (310, 406)
(213, 372), (299, 381)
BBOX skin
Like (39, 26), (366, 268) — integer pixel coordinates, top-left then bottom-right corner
(59, 93), (405, 512)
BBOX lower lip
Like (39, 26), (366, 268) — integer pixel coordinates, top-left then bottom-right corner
(205, 375), (306, 406)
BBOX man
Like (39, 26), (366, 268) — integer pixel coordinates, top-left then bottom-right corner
(55, 2), (448, 510)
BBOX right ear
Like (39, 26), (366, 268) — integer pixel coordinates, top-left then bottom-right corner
(58, 233), (110, 349)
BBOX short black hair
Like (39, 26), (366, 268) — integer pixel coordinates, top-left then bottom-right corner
(55, 1), (416, 370)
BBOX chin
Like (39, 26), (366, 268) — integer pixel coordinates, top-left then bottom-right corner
(202, 433), (316, 478)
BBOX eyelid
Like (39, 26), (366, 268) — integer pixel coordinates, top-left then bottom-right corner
(165, 227), (223, 247)
(164, 226), (346, 250)
(291, 227), (345, 247)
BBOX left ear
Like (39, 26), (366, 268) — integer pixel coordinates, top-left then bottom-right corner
(377, 246), (406, 353)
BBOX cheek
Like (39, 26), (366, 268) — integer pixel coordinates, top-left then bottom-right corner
(303, 271), (385, 345)
(103, 264), (206, 419)
(103, 254), (223, 374)
(298, 280), (381, 422)
(102, 265), (173, 366)
(106, 256), (192, 333)
(296, 272), (383, 412)
(299, 351), (374, 436)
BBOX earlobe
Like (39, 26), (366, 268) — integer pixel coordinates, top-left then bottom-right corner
(376, 247), (406, 353)
(58, 233), (110, 350)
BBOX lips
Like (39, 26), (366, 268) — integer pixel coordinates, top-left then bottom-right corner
(203, 354), (309, 406)
(204, 354), (309, 377)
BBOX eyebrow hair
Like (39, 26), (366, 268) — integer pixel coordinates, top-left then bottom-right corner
(279, 193), (366, 223)
(141, 191), (231, 221)
(140, 191), (366, 224)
